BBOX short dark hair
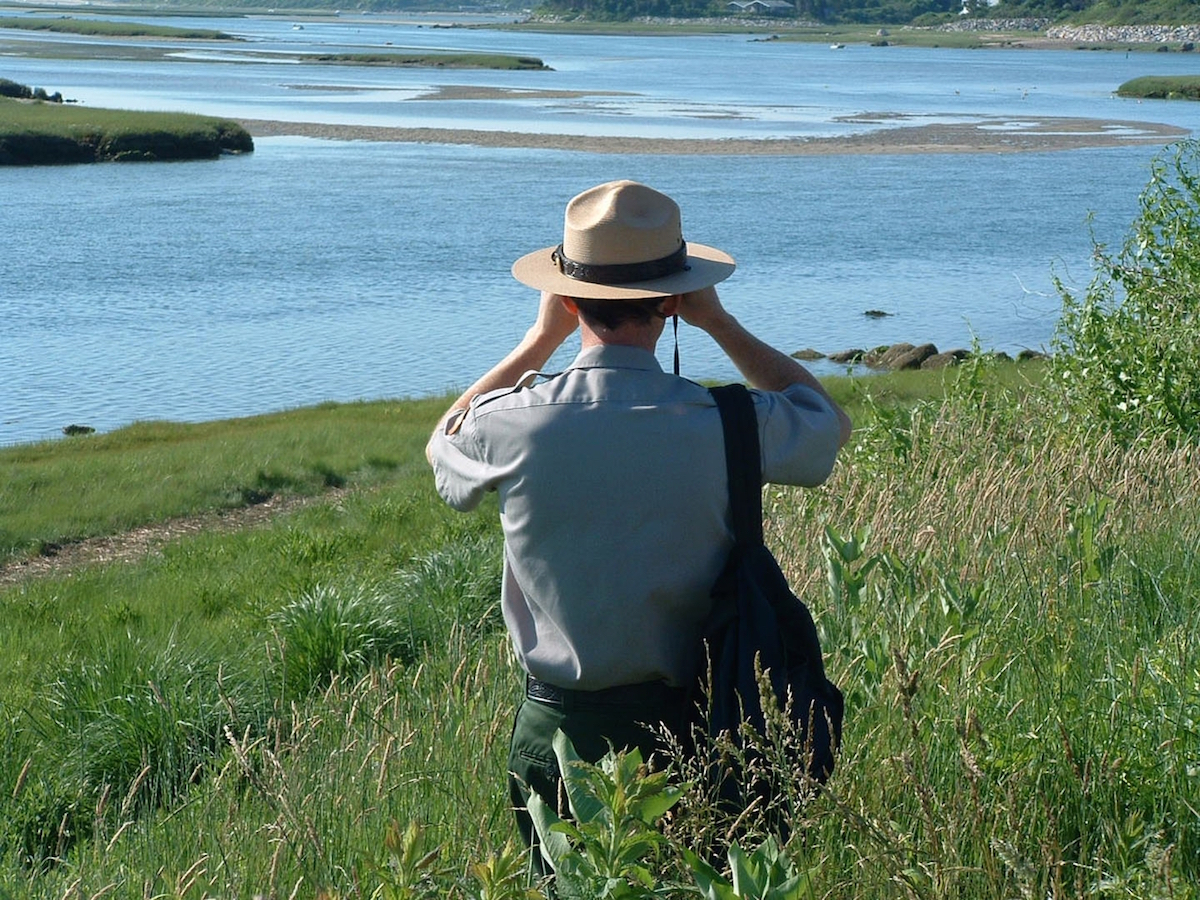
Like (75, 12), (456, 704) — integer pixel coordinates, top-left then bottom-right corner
(573, 296), (665, 330)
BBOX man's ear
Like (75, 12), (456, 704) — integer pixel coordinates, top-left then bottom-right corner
(561, 296), (580, 315)
(658, 295), (680, 317)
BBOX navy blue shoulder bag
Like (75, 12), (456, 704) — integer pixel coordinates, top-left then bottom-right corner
(700, 383), (843, 786)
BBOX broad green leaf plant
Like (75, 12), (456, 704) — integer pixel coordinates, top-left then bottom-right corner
(526, 730), (684, 898)
(526, 731), (821, 900)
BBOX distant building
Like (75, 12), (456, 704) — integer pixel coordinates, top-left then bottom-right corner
(727, 0), (795, 15)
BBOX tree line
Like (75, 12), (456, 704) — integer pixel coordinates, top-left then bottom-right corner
(531, 0), (1200, 24)
(135, 0), (1200, 24)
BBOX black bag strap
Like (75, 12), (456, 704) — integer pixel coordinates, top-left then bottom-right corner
(709, 383), (764, 548)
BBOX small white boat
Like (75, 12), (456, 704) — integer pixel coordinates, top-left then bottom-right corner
(830, 42), (845, 49)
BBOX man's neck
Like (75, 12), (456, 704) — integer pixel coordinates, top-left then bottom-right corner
(579, 323), (660, 353)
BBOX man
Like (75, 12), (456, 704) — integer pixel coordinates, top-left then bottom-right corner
(426, 180), (851, 851)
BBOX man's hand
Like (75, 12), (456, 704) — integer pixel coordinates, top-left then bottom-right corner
(676, 287), (852, 446)
(427, 291), (580, 458)
(532, 291), (579, 347)
(675, 286), (731, 335)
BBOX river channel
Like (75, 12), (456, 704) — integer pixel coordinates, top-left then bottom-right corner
(3, 14), (1200, 444)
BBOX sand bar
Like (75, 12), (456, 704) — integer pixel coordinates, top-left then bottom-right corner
(238, 115), (1188, 155)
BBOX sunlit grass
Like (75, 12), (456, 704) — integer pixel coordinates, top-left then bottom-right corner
(0, 399), (443, 563)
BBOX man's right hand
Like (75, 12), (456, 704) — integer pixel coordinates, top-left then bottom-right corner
(675, 287), (852, 446)
(675, 286), (731, 335)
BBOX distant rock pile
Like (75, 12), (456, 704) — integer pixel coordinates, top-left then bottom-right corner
(793, 342), (1048, 371)
(1046, 23), (1200, 44)
(929, 20), (1200, 46)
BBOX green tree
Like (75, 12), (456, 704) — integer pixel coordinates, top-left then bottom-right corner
(1051, 140), (1200, 444)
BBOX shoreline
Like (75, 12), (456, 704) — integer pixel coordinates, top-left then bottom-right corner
(238, 114), (1188, 155)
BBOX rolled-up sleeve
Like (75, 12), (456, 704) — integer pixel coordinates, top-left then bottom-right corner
(428, 409), (496, 512)
(756, 383), (843, 487)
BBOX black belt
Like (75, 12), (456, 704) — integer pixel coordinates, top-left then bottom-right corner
(525, 675), (685, 712)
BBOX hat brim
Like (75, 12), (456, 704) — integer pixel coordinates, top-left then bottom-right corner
(511, 242), (736, 300)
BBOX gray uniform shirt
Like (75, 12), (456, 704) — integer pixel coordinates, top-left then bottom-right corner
(428, 344), (843, 690)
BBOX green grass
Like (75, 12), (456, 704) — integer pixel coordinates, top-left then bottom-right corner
(0, 15), (237, 39)
(0, 398), (443, 564)
(0, 362), (1194, 898)
(1118, 74), (1200, 99)
(0, 96), (253, 163)
(0, 370), (931, 568)
(308, 51), (550, 69)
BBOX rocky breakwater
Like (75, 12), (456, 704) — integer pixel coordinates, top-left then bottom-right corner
(1046, 23), (1200, 45)
(793, 342), (1047, 371)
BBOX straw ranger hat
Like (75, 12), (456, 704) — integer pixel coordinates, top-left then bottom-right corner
(512, 180), (736, 300)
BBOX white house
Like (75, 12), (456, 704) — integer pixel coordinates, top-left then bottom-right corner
(728, 0), (796, 14)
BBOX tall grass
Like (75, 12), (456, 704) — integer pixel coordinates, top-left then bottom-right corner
(764, 393), (1200, 898)
(0, 364), (1194, 897)
(0, 522), (515, 895)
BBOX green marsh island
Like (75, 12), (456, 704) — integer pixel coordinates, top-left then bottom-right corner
(1119, 74), (1200, 99)
(0, 80), (253, 164)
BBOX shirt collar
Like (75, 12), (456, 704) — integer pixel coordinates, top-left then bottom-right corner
(570, 344), (664, 373)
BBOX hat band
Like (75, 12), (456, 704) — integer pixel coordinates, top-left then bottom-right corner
(551, 242), (689, 285)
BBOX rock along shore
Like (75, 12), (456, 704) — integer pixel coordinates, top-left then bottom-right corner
(795, 342), (1048, 372)
(1045, 23), (1200, 44)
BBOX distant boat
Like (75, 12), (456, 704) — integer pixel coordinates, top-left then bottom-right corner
(292, 23), (304, 30)
(830, 42), (845, 49)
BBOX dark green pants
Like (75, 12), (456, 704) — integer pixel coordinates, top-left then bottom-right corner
(507, 680), (690, 854)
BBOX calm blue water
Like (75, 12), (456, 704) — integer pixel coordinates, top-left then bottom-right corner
(3, 16), (1200, 444)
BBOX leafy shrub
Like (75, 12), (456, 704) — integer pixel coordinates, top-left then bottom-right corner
(0, 78), (30, 99)
(1052, 140), (1200, 444)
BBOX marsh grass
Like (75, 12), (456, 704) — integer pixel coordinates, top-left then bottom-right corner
(0, 96), (252, 163)
(0, 361), (1195, 896)
(1119, 75), (1200, 99)
(0, 16), (235, 40)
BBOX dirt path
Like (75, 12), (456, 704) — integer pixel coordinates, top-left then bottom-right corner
(0, 491), (340, 587)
